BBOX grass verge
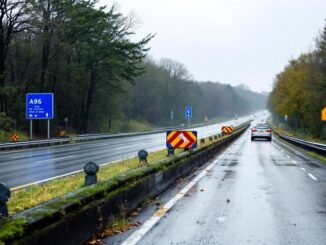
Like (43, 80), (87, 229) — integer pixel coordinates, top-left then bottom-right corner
(271, 125), (326, 165)
(7, 136), (217, 215)
(271, 123), (325, 144)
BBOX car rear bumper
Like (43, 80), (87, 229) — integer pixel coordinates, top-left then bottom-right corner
(251, 133), (272, 138)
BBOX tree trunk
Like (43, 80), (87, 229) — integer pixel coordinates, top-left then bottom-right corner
(81, 67), (96, 133)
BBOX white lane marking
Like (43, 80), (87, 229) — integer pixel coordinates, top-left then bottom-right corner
(122, 157), (222, 245)
(292, 160), (297, 165)
(308, 173), (318, 181)
(56, 148), (80, 152)
(35, 155), (74, 163)
(281, 149), (284, 153)
(10, 156), (22, 159)
(301, 167), (306, 171)
(10, 169), (84, 191)
(286, 155), (290, 159)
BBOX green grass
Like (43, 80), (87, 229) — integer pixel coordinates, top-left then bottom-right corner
(271, 124), (326, 165)
(271, 123), (325, 144)
(7, 139), (213, 215)
(8, 149), (171, 215)
(0, 217), (27, 242)
(6, 124), (240, 216)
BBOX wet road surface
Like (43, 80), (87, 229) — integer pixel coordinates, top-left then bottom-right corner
(105, 121), (326, 245)
(0, 115), (253, 188)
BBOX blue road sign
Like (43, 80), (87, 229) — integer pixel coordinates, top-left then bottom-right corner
(284, 114), (288, 123)
(185, 106), (192, 119)
(26, 93), (54, 119)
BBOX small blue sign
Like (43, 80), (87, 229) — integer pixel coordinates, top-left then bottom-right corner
(284, 114), (288, 123)
(26, 93), (54, 119)
(185, 106), (192, 119)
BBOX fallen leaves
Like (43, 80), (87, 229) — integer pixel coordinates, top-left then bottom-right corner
(104, 221), (142, 237)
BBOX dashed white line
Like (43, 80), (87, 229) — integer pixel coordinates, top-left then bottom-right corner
(308, 173), (318, 181)
(122, 156), (223, 245)
(292, 160), (297, 165)
(56, 148), (80, 152)
(35, 155), (74, 163)
(300, 167), (306, 171)
(281, 149), (284, 153)
(286, 155), (290, 159)
(10, 156), (22, 159)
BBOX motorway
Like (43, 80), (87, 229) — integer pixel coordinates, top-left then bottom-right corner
(104, 116), (326, 245)
(0, 114), (254, 188)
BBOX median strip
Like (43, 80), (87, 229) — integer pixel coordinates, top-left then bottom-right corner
(0, 123), (250, 245)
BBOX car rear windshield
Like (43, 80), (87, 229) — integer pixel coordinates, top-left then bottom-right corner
(256, 125), (269, 129)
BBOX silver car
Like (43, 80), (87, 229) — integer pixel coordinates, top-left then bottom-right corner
(251, 124), (272, 141)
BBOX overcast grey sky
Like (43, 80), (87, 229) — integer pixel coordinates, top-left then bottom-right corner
(101, 0), (326, 92)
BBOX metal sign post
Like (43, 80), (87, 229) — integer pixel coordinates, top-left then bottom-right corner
(170, 110), (174, 128)
(47, 119), (50, 139)
(321, 107), (326, 140)
(30, 120), (33, 140)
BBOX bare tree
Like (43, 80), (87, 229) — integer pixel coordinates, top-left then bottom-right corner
(159, 58), (191, 80)
(0, 0), (30, 111)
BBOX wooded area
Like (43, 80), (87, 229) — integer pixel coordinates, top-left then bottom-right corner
(0, 0), (267, 137)
(268, 21), (326, 138)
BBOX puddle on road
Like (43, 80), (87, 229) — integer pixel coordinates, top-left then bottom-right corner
(220, 159), (238, 167)
(222, 170), (235, 180)
(302, 161), (320, 168)
(271, 156), (297, 167)
(227, 153), (243, 156)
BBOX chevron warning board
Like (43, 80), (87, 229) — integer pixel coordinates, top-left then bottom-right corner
(322, 106), (326, 121)
(11, 133), (19, 142)
(166, 131), (197, 149)
(221, 126), (234, 135)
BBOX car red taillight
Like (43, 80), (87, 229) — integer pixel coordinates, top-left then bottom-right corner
(266, 129), (272, 133)
(251, 129), (257, 132)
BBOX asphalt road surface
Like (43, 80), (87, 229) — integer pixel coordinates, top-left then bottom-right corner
(0, 114), (256, 188)
(105, 117), (326, 245)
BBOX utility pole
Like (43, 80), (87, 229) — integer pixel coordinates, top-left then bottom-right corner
(64, 117), (68, 136)
(170, 110), (174, 128)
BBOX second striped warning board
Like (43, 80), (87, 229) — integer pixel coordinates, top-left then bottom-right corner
(166, 131), (197, 149)
(221, 126), (234, 135)
(11, 133), (19, 142)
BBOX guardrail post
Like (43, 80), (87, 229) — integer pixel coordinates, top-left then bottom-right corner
(0, 182), (10, 217)
(84, 162), (99, 186)
(138, 150), (148, 165)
